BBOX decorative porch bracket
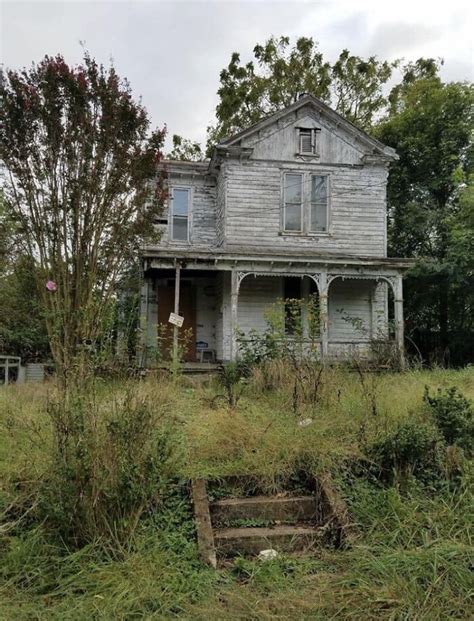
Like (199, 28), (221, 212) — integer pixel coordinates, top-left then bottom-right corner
(229, 268), (404, 367)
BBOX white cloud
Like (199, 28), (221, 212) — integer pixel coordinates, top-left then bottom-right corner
(1, 0), (472, 147)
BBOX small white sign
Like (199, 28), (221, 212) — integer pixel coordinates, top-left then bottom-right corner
(168, 312), (184, 327)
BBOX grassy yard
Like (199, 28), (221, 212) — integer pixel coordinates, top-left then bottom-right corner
(0, 365), (473, 620)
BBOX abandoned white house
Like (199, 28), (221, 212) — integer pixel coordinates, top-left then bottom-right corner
(139, 94), (412, 366)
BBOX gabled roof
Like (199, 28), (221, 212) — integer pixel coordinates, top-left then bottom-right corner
(218, 93), (398, 161)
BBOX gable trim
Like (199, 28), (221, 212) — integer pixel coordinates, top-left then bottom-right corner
(219, 94), (398, 161)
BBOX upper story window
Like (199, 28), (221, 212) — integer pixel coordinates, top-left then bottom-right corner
(310, 175), (328, 232)
(298, 127), (319, 156)
(283, 173), (303, 231)
(283, 172), (329, 234)
(170, 187), (190, 241)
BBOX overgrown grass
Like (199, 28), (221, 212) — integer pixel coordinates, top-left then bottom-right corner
(0, 365), (473, 619)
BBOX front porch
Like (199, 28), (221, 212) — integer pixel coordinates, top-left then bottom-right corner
(139, 249), (411, 367)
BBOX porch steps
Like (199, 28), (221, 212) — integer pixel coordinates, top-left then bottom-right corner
(210, 495), (321, 524)
(214, 524), (327, 556)
(192, 476), (354, 566)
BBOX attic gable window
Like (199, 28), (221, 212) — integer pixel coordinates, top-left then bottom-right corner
(298, 127), (319, 156)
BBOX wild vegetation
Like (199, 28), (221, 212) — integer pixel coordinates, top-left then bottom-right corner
(1, 365), (472, 619)
(0, 43), (472, 620)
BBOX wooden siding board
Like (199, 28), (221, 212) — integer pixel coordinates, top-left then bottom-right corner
(223, 161), (387, 256)
(328, 280), (373, 342)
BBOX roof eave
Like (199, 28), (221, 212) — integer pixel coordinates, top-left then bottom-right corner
(218, 94), (398, 160)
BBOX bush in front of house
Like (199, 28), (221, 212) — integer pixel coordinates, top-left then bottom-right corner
(368, 420), (445, 485)
(424, 386), (473, 453)
(39, 384), (177, 548)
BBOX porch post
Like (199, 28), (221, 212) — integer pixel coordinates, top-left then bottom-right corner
(138, 264), (148, 368)
(172, 263), (181, 364)
(394, 273), (405, 369)
(230, 270), (239, 361)
(319, 270), (329, 361)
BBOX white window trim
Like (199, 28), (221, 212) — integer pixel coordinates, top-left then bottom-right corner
(296, 127), (320, 157)
(282, 172), (304, 233)
(309, 173), (330, 234)
(169, 185), (192, 244)
(281, 171), (331, 236)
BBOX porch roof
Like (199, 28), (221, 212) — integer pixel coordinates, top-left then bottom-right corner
(141, 245), (414, 272)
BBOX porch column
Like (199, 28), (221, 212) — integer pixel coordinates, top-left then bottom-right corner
(230, 270), (239, 361)
(319, 270), (329, 360)
(394, 273), (405, 369)
(138, 266), (148, 368)
(172, 263), (181, 364)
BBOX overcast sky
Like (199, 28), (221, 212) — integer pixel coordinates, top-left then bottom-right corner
(1, 0), (473, 148)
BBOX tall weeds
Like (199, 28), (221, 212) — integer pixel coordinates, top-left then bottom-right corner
(41, 382), (177, 548)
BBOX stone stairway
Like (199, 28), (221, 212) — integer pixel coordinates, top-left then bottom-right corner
(192, 476), (353, 566)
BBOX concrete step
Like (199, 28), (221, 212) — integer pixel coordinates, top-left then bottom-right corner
(214, 524), (327, 556)
(210, 495), (322, 525)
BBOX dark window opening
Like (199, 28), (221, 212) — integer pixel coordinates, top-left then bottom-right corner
(284, 277), (302, 335)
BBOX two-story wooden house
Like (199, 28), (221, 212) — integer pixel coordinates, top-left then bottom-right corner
(139, 94), (411, 366)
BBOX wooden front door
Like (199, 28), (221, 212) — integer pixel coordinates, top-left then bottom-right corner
(157, 282), (196, 362)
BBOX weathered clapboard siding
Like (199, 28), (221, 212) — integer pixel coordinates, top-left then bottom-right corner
(157, 173), (217, 248)
(237, 276), (281, 336)
(223, 160), (387, 256)
(242, 104), (363, 165)
(25, 363), (45, 383)
(328, 279), (372, 342)
(216, 164), (227, 247)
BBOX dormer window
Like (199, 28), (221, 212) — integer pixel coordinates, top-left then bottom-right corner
(298, 127), (319, 156)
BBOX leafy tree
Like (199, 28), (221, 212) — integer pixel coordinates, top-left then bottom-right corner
(377, 67), (473, 363)
(167, 134), (204, 161)
(207, 36), (397, 148)
(0, 53), (166, 384)
(331, 49), (396, 130)
(0, 255), (50, 361)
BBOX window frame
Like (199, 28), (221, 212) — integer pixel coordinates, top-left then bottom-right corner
(281, 171), (330, 236)
(309, 174), (329, 234)
(297, 127), (320, 157)
(169, 185), (192, 243)
(283, 172), (304, 233)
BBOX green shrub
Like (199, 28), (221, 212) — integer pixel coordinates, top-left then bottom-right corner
(368, 420), (444, 485)
(39, 385), (176, 547)
(424, 386), (473, 452)
(217, 362), (246, 408)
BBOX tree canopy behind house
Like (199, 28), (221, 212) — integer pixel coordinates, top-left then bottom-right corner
(206, 36), (397, 150)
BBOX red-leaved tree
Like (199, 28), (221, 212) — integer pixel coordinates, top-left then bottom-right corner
(0, 53), (166, 384)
